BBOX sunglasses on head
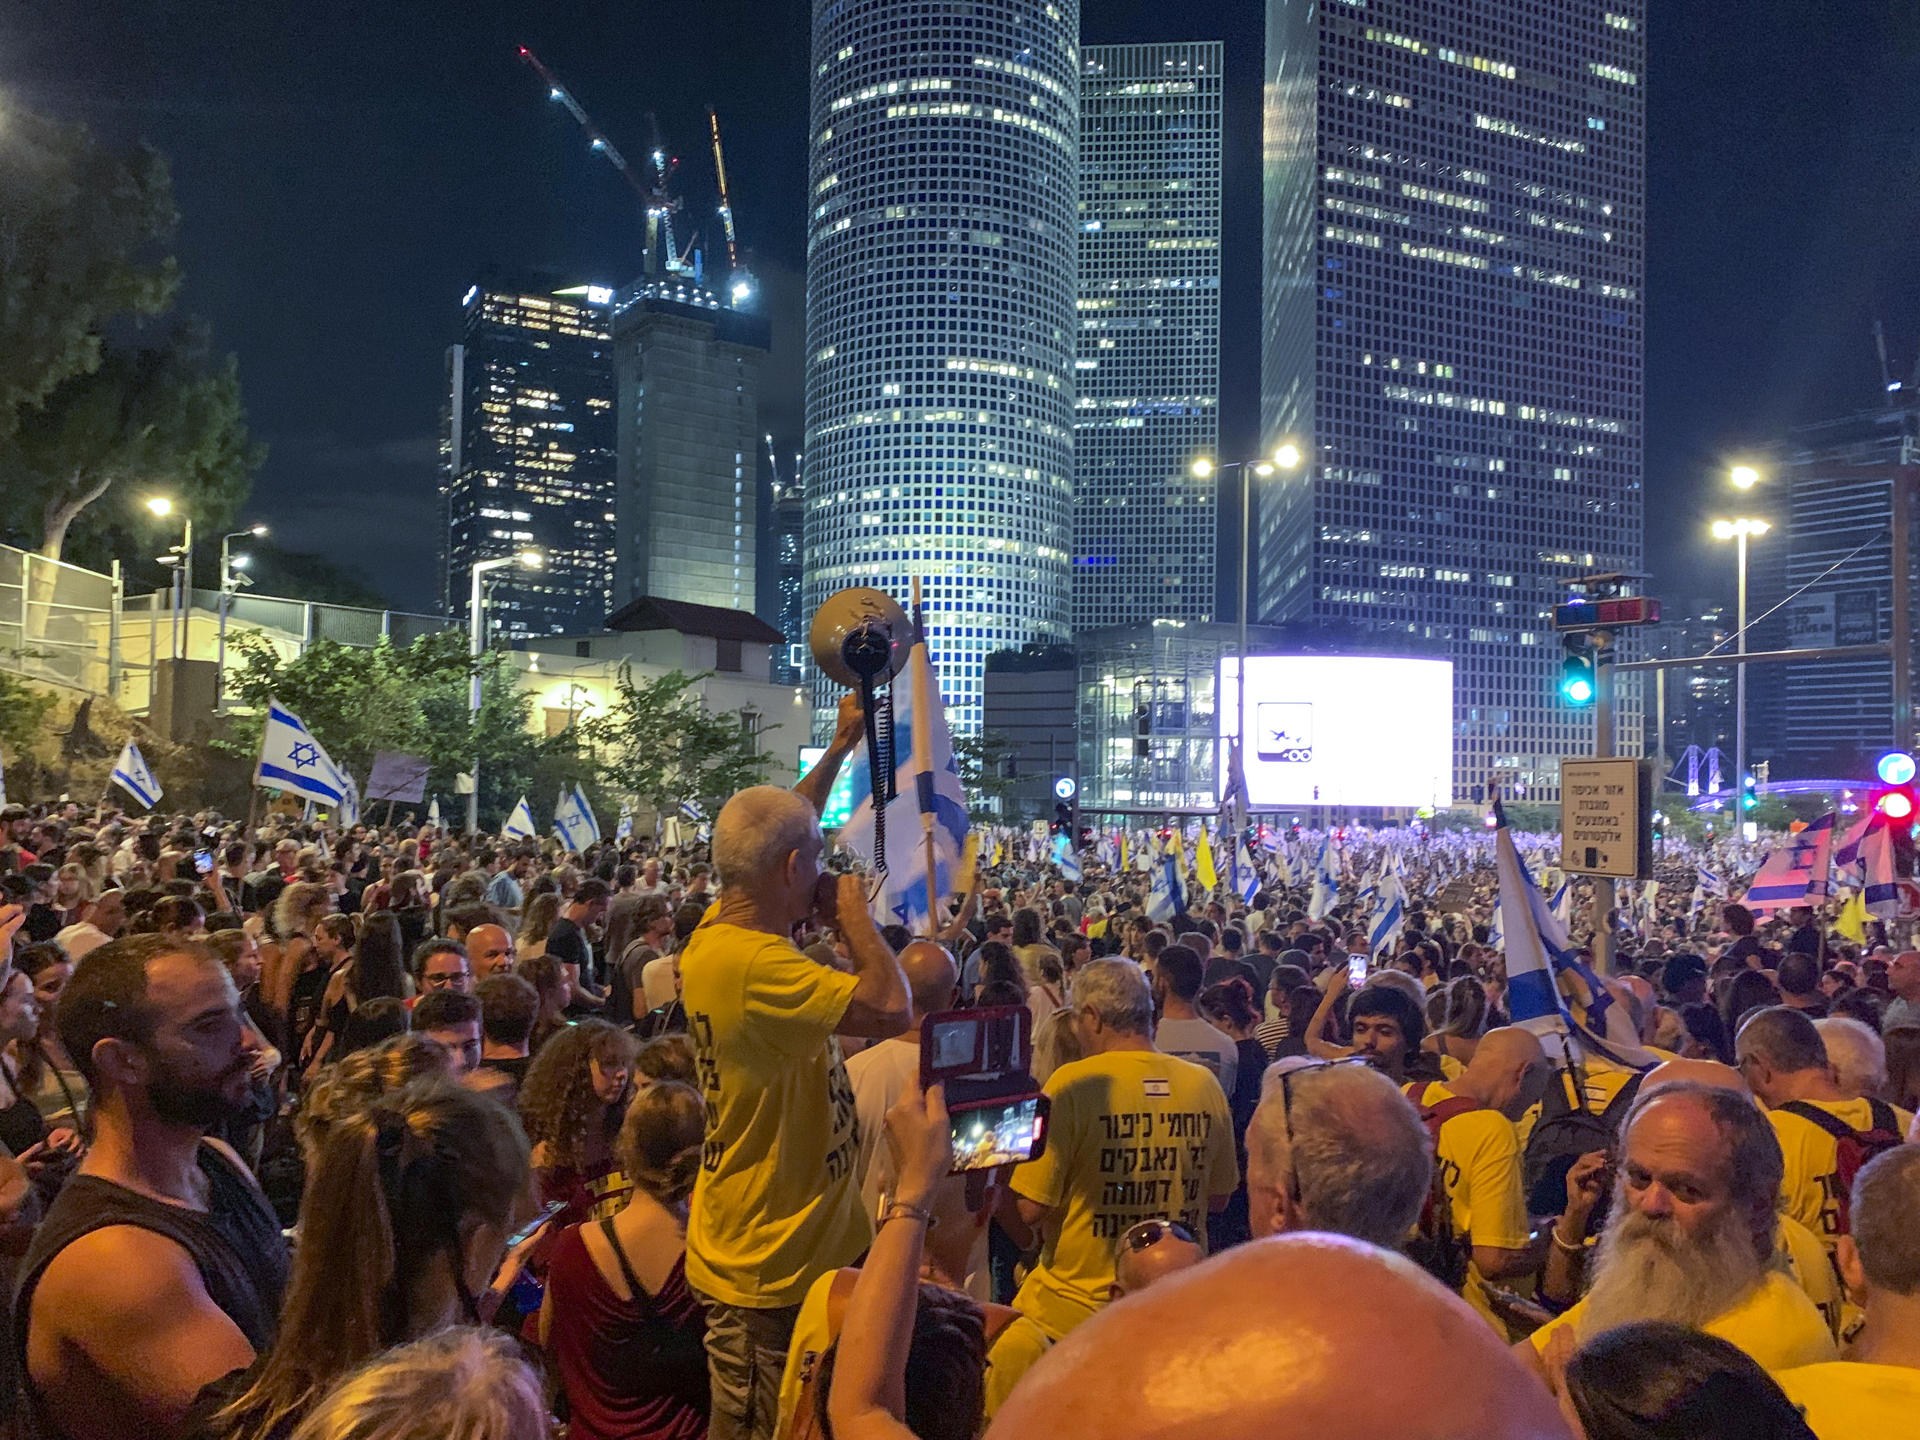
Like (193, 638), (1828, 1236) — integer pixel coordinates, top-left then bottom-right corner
(1118, 1218), (1195, 1254)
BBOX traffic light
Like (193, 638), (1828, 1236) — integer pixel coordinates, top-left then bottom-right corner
(1742, 772), (1758, 811)
(1053, 801), (1072, 833)
(1873, 752), (1916, 822)
(1560, 634), (1596, 707)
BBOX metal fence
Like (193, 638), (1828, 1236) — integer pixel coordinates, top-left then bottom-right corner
(0, 542), (455, 714)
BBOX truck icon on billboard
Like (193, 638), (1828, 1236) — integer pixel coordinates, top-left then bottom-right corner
(1256, 702), (1314, 763)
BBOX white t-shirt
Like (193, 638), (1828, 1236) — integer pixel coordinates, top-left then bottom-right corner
(1154, 1016), (1240, 1097)
(845, 1037), (923, 1216)
(640, 954), (679, 1013)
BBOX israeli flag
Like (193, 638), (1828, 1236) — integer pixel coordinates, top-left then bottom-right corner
(1057, 836), (1082, 883)
(1147, 851), (1186, 922)
(255, 699), (345, 806)
(1487, 903), (1503, 949)
(1308, 836), (1339, 921)
(330, 761), (361, 828)
(110, 742), (163, 810)
(1237, 839), (1261, 905)
(677, 798), (707, 823)
(1369, 892), (1404, 958)
(1696, 865), (1727, 897)
(1549, 877), (1571, 925)
(1864, 818), (1902, 917)
(1495, 801), (1658, 1069)
(554, 783), (601, 852)
(502, 796), (537, 840)
(1831, 812), (1873, 877)
(839, 626), (970, 930)
(1745, 814), (1835, 913)
(616, 806), (634, 844)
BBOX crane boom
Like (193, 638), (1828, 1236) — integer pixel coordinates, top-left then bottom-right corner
(517, 46), (652, 206)
(709, 107), (740, 271)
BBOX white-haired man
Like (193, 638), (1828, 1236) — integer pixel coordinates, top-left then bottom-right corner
(1522, 1080), (1836, 1374)
(683, 783), (911, 1440)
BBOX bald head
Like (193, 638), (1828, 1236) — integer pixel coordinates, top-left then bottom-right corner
(1111, 1228), (1204, 1301)
(1640, 1056), (1751, 1098)
(710, 786), (823, 926)
(465, 924), (514, 980)
(988, 1235), (1569, 1440)
(898, 940), (958, 1017)
(1460, 1026), (1548, 1119)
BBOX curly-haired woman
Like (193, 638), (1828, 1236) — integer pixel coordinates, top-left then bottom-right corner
(541, 1081), (709, 1440)
(519, 1019), (640, 1227)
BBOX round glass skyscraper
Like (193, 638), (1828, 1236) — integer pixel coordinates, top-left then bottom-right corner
(804, 0), (1079, 733)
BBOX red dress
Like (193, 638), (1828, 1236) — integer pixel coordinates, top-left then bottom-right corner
(546, 1219), (710, 1440)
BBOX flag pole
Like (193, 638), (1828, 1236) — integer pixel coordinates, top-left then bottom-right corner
(910, 577), (940, 937)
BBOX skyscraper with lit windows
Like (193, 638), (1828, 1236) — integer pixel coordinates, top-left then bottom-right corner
(442, 280), (616, 638)
(1260, 1), (1645, 802)
(1075, 42), (1223, 630)
(803, 0), (1080, 732)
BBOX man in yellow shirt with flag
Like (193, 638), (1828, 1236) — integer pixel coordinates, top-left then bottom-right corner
(683, 784), (912, 1440)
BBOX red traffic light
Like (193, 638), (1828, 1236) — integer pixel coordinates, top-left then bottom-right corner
(1876, 790), (1915, 821)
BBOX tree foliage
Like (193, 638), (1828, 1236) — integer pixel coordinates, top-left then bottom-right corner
(582, 666), (774, 816)
(953, 731), (1021, 822)
(215, 630), (554, 828)
(0, 107), (261, 567)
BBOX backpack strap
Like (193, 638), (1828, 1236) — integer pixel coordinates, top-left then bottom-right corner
(1598, 1069), (1646, 1124)
(1778, 1100), (1860, 1143)
(1865, 1099), (1901, 1137)
(597, 1217), (657, 1319)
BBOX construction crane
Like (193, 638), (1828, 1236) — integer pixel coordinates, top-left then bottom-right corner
(516, 45), (689, 278)
(709, 107), (754, 305)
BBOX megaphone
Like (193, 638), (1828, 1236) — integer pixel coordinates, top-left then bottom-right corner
(809, 586), (912, 689)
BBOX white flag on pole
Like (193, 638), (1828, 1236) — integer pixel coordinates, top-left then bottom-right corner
(111, 742), (163, 809)
(502, 796), (537, 840)
(554, 784), (601, 852)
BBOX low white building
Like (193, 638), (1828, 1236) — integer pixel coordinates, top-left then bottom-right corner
(511, 595), (810, 786)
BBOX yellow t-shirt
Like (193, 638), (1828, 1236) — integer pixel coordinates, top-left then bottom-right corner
(983, 1315), (1054, 1422)
(1776, 1214), (1844, 1343)
(1767, 1097), (1914, 1255)
(1776, 1361), (1920, 1439)
(1408, 1082), (1532, 1325)
(774, 1269), (838, 1440)
(1531, 1269), (1838, 1373)
(683, 923), (870, 1308)
(1010, 1047), (1238, 1340)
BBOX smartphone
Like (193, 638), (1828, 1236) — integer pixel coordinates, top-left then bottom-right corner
(948, 1094), (1049, 1173)
(505, 1199), (568, 1249)
(194, 849), (215, 875)
(1347, 953), (1367, 987)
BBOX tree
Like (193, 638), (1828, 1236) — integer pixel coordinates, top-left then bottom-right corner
(953, 731), (1020, 822)
(215, 630), (552, 828)
(0, 110), (179, 435)
(583, 666), (773, 816)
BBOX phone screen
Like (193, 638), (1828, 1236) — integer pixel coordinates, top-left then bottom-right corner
(505, 1200), (567, 1249)
(949, 1095), (1047, 1172)
(1347, 953), (1367, 987)
(194, 850), (215, 875)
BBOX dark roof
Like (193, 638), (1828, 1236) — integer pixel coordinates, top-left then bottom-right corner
(603, 595), (786, 645)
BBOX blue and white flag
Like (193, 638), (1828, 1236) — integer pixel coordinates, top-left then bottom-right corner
(1745, 814), (1835, 913)
(554, 784), (601, 852)
(1308, 836), (1339, 921)
(1863, 818), (1902, 917)
(1147, 851), (1186, 922)
(1695, 865), (1727, 898)
(502, 796), (537, 840)
(677, 798), (706, 823)
(616, 806), (634, 844)
(839, 625), (970, 931)
(1549, 877), (1572, 926)
(110, 742), (163, 809)
(1495, 804), (1659, 1069)
(1831, 811), (1873, 877)
(1237, 839), (1261, 905)
(330, 760), (361, 828)
(255, 699), (345, 806)
(1487, 903), (1503, 950)
(1055, 835), (1082, 883)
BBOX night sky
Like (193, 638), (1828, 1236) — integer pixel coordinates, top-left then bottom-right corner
(5, 1), (1917, 615)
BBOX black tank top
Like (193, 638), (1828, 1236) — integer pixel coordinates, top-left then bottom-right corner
(13, 1142), (290, 1423)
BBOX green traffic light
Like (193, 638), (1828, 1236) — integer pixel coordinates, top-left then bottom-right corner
(1560, 656), (1595, 706)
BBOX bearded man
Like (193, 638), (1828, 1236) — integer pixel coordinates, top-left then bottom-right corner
(1522, 1080), (1835, 1375)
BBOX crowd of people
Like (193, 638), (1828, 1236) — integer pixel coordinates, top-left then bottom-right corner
(1, 736), (1918, 1439)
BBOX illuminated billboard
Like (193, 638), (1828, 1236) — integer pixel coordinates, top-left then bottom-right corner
(1219, 656), (1454, 809)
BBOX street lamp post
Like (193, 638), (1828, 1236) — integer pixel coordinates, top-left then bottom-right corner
(1190, 442), (1304, 754)
(467, 551), (544, 833)
(1711, 512), (1770, 834)
(145, 497), (192, 660)
(216, 524), (268, 711)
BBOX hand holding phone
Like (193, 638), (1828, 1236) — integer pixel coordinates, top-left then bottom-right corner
(1347, 953), (1367, 987)
(883, 1082), (954, 1202)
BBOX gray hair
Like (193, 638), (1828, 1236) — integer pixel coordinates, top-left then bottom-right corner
(1854, 1145), (1920, 1297)
(1069, 958), (1153, 1036)
(1247, 1062), (1432, 1249)
(1624, 1081), (1784, 1257)
(1815, 1016), (1888, 1100)
(710, 786), (820, 891)
(288, 1326), (548, 1440)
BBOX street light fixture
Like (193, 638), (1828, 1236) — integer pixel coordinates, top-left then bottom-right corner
(214, 524), (268, 711)
(1711, 513), (1771, 828)
(1191, 442), (1307, 765)
(1729, 464), (1761, 491)
(144, 496), (192, 660)
(467, 551), (545, 831)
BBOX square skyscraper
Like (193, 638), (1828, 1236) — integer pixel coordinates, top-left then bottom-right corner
(1261, 0), (1645, 803)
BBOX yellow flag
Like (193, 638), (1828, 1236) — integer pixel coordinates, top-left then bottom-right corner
(1120, 830), (1130, 871)
(1168, 830), (1189, 885)
(990, 840), (1004, 867)
(1196, 824), (1219, 891)
(1835, 889), (1867, 943)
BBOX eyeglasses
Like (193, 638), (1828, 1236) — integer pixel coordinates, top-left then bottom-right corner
(1276, 1056), (1375, 1205)
(422, 971), (471, 989)
(1117, 1218), (1195, 1254)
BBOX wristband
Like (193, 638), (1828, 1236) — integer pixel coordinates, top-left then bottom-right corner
(1550, 1225), (1587, 1255)
(881, 1200), (935, 1229)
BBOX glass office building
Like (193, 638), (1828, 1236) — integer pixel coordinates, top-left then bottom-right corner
(1260, 1), (1646, 802)
(803, 0), (1080, 733)
(442, 282), (616, 638)
(1075, 42), (1223, 630)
